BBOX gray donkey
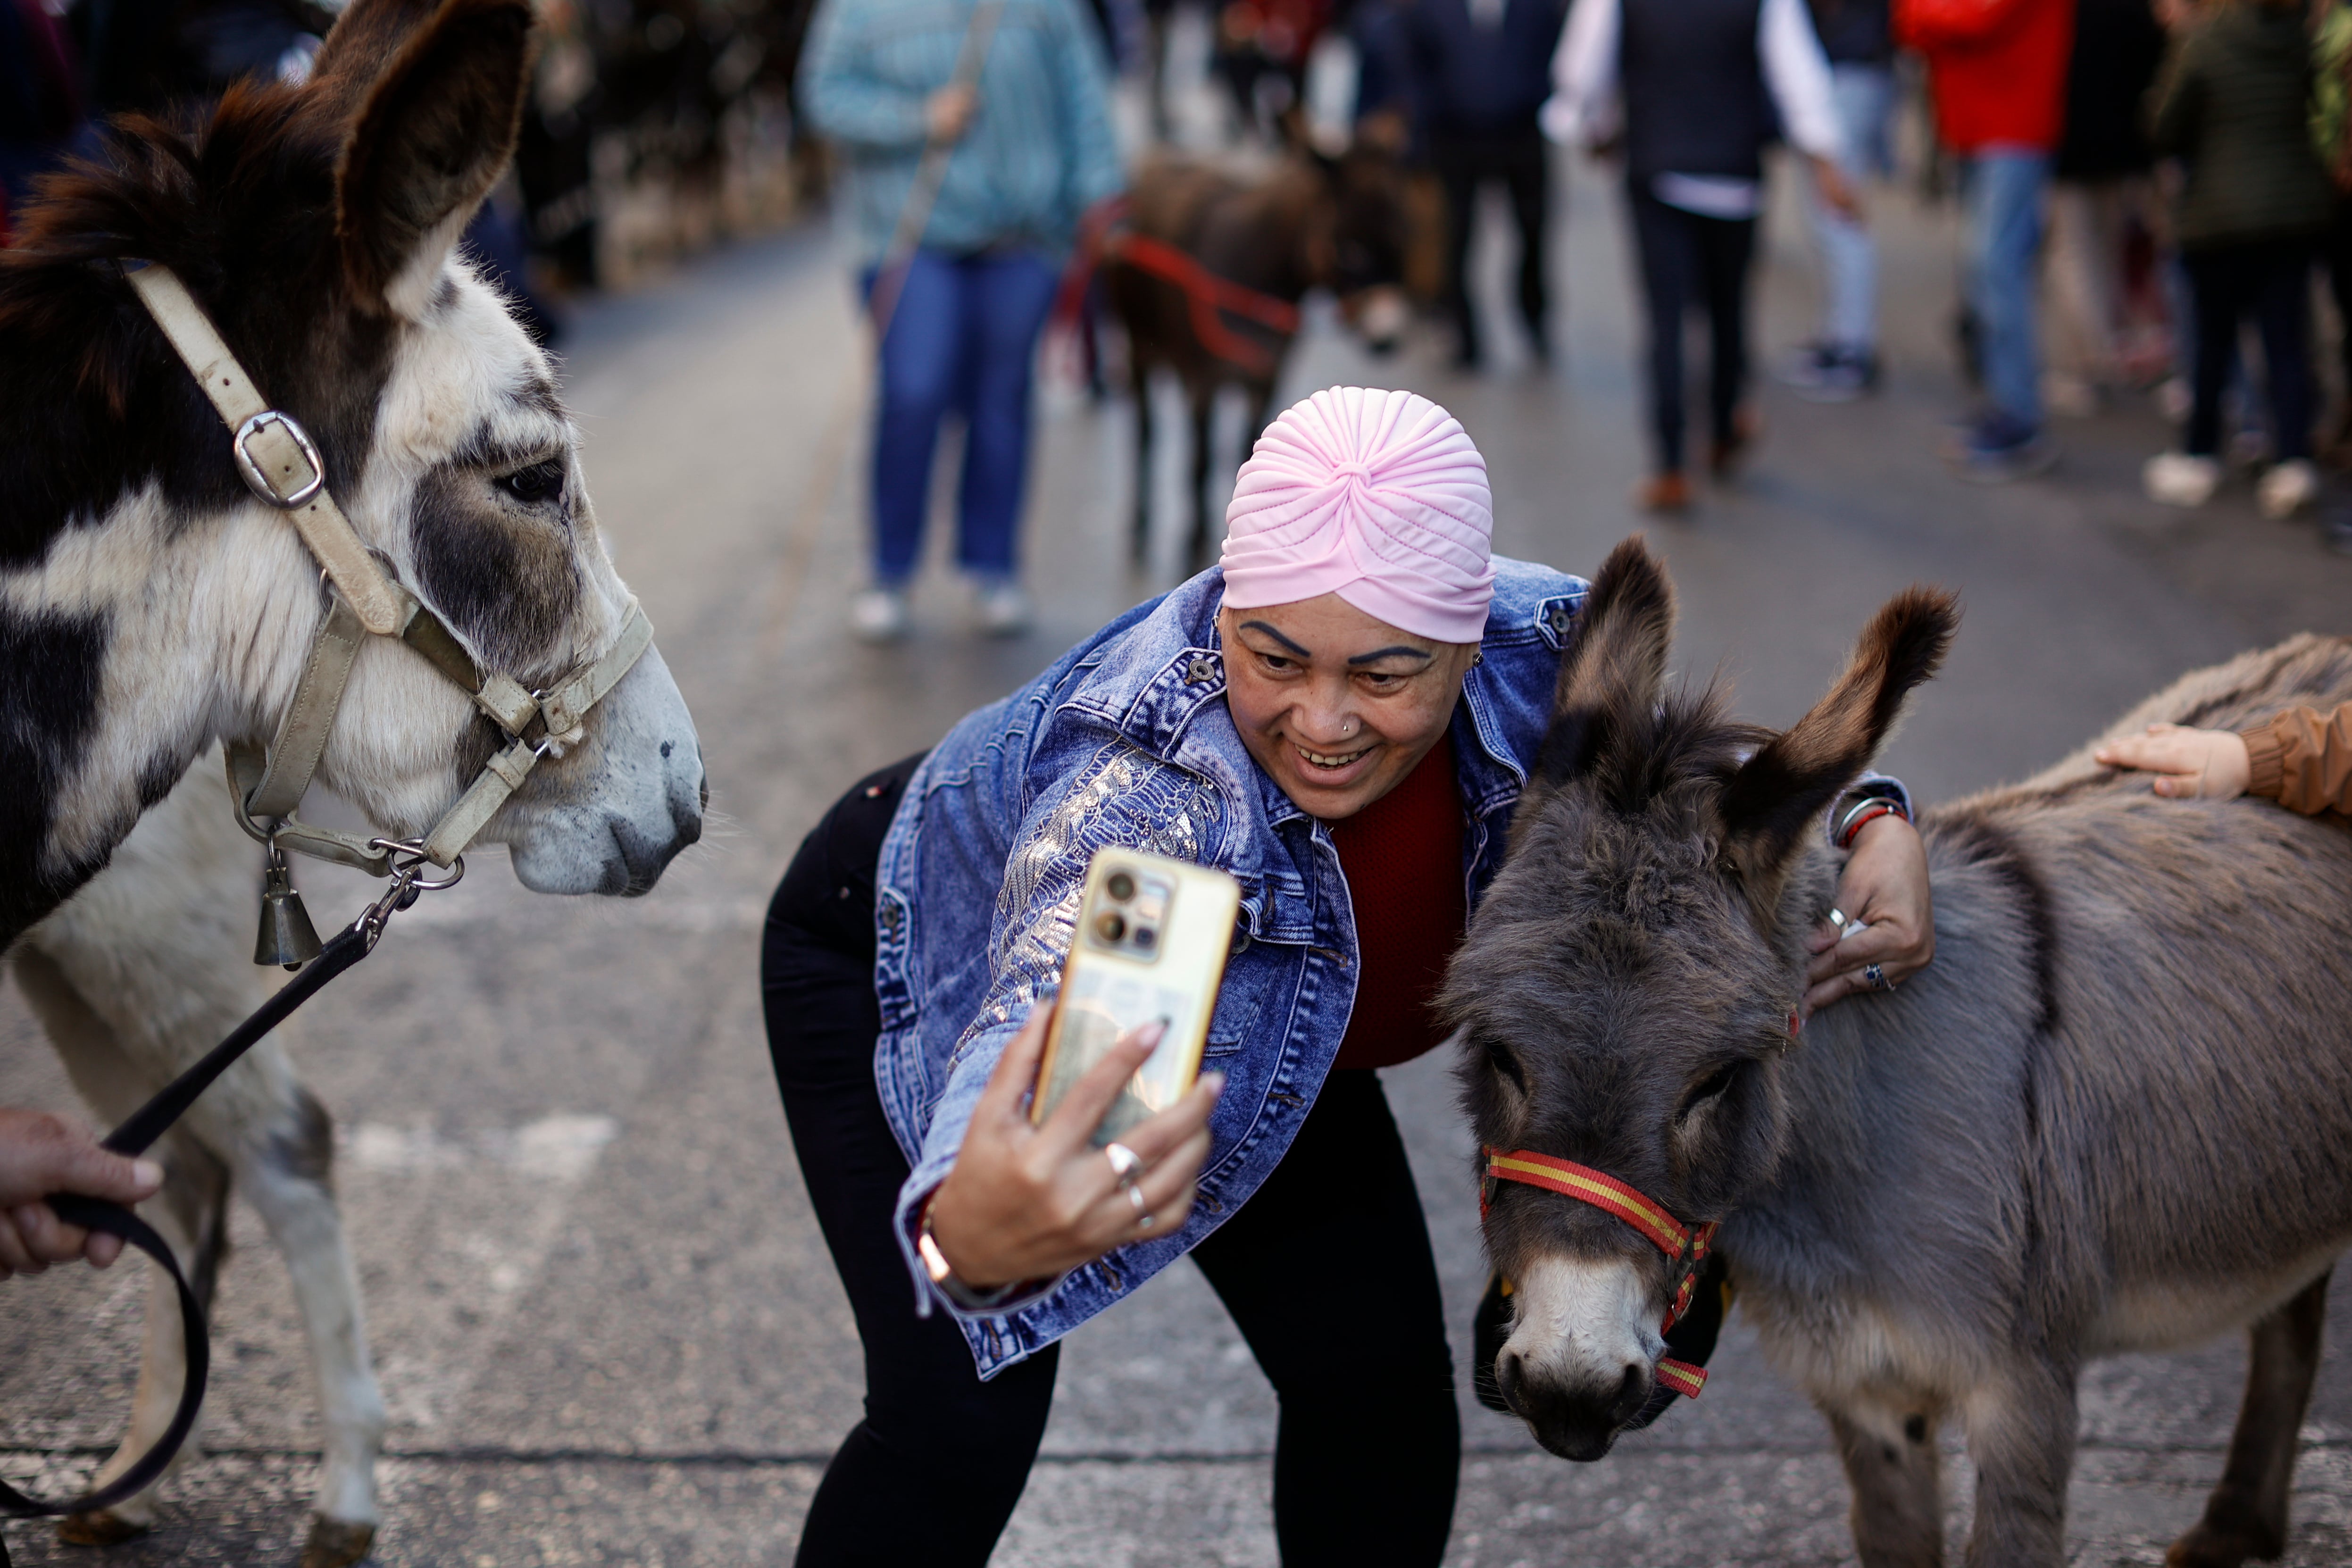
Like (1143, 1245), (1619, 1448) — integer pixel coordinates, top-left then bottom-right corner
(1443, 536), (2352, 1568)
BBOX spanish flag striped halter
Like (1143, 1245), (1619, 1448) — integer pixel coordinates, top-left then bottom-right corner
(1479, 1148), (1719, 1400)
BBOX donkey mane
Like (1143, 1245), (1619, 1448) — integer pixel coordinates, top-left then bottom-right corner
(1536, 681), (1766, 826)
(0, 85), (387, 571)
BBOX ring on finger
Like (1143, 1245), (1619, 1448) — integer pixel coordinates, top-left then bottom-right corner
(1104, 1141), (1143, 1189)
(1828, 907), (1866, 941)
(1863, 962), (1896, 993)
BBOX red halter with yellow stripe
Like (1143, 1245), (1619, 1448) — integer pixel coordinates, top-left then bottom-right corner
(1479, 1148), (1720, 1400)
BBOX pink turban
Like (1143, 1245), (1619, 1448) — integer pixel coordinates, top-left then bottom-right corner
(1218, 386), (1495, 645)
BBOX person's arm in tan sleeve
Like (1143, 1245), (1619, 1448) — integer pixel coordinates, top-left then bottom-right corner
(2239, 704), (2352, 816)
(2097, 703), (2352, 816)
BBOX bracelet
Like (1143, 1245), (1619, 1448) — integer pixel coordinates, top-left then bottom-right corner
(1833, 790), (1910, 850)
(918, 1194), (1025, 1313)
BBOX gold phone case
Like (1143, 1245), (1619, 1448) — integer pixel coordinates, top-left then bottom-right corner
(1033, 848), (1242, 1146)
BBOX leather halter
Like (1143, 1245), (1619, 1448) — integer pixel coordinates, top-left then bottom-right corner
(125, 263), (656, 882)
(1480, 1150), (1719, 1401)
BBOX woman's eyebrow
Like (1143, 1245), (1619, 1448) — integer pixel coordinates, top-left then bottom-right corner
(1347, 645), (1436, 666)
(1239, 620), (1313, 657)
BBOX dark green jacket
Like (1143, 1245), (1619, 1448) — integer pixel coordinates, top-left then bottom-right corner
(2148, 4), (2335, 249)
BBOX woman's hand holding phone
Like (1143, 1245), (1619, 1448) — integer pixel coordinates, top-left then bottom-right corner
(927, 1006), (1223, 1291)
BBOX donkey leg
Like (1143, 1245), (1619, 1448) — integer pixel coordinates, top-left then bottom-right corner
(1819, 1390), (1946, 1568)
(1960, 1364), (2079, 1568)
(1187, 380), (1218, 575)
(1131, 360), (1155, 567)
(2167, 1269), (2331, 1568)
(11, 945), (228, 1541)
(206, 1071), (386, 1568)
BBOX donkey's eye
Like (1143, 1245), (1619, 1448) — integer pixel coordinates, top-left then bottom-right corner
(1482, 1036), (1527, 1094)
(496, 459), (566, 505)
(1677, 1060), (1743, 1122)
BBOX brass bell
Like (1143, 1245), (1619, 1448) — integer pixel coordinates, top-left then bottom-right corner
(255, 845), (322, 970)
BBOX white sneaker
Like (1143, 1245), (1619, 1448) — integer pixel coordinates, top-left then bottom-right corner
(851, 585), (910, 643)
(974, 579), (1031, 637)
(2257, 459), (2321, 519)
(2143, 451), (2221, 508)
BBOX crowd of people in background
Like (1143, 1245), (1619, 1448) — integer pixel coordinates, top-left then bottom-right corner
(8, 0), (2352, 597)
(1341, 0), (2352, 549)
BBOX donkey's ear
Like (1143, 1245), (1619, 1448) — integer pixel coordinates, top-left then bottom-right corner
(332, 0), (533, 316)
(309, 0), (443, 107)
(1718, 586), (1959, 876)
(1535, 536), (1675, 784)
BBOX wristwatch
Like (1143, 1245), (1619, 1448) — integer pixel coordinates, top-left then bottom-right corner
(918, 1194), (1027, 1313)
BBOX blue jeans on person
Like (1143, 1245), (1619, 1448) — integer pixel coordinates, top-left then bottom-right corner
(1804, 63), (1893, 351)
(1963, 148), (2050, 433)
(862, 248), (1060, 585)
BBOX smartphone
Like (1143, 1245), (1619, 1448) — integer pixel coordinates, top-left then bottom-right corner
(1032, 848), (1242, 1147)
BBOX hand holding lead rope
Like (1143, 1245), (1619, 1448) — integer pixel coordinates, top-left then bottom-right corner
(0, 841), (465, 1528)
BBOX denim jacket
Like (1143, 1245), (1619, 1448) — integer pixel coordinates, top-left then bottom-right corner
(872, 559), (1903, 1376)
(869, 558), (1582, 1375)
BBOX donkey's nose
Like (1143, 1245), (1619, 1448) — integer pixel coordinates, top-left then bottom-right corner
(1510, 1358), (1652, 1464)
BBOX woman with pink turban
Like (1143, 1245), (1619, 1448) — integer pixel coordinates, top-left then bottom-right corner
(760, 385), (1934, 1565)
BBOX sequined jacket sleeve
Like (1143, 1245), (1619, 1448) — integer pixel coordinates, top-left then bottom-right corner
(886, 728), (1229, 1319)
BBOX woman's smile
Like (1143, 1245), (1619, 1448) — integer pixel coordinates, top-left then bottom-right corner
(1293, 739), (1377, 773)
(1219, 596), (1480, 819)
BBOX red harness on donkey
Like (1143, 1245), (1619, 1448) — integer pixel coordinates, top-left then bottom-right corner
(1481, 1148), (1719, 1399)
(1479, 1010), (1802, 1403)
(1053, 196), (1302, 376)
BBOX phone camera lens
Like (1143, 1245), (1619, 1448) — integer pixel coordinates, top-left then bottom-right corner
(1096, 912), (1126, 942)
(1106, 872), (1136, 901)
(1132, 927), (1157, 951)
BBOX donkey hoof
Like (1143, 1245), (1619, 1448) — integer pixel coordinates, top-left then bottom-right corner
(58, 1509), (151, 1545)
(300, 1513), (377, 1568)
(2166, 1517), (2283, 1568)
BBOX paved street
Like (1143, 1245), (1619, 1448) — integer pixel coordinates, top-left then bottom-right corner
(7, 143), (2352, 1568)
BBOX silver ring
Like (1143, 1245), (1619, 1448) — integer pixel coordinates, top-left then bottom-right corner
(1127, 1184), (1149, 1218)
(1104, 1142), (1143, 1189)
(1136, 1211), (1155, 1232)
(1863, 963), (1896, 993)
(1828, 907), (1864, 940)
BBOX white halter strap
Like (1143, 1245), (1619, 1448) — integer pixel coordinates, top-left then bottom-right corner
(127, 262), (657, 877)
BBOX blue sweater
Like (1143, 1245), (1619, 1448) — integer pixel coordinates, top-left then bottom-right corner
(799, 0), (1126, 263)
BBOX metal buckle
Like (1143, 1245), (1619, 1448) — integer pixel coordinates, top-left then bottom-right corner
(232, 410), (325, 509)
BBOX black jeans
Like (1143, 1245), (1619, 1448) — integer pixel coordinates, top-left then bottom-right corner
(761, 760), (1461, 1567)
(1626, 183), (1757, 473)
(2184, 239), (2315, 461)
(2326, 199), (2352, 411)
(1432, 130), (1551, 363)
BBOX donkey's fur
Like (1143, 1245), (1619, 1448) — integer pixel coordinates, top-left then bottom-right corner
(4, 0), (703, 1558)
(1446, 538), (2352, 1568)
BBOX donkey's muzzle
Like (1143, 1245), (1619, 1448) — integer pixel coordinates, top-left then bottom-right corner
(1498, 1350), (1652, 1463)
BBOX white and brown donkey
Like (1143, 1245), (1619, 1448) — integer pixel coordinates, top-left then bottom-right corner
(2, 0), (703, 1560)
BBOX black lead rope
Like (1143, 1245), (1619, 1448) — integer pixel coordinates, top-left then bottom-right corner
(0, 920), (378, 1538)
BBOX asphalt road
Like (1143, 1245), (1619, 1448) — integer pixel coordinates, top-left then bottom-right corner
(6, 143), (2352, 1568)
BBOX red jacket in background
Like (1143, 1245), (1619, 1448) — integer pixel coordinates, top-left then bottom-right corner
(1894, 0), (2077, 152)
